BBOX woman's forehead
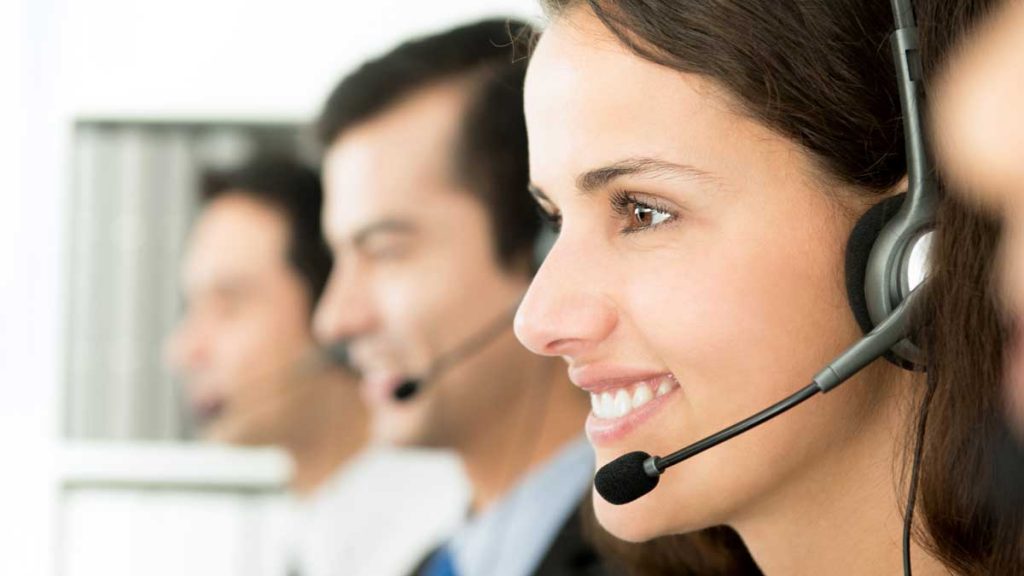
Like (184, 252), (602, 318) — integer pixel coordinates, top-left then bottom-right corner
(525, 27), (795, 207)
(528, 26), (701, 175)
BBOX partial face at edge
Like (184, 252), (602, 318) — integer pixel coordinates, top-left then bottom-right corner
(515, 9), (886, 540)
(933, 0), (1024, 432)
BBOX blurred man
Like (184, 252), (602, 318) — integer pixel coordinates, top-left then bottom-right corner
(313, 20), (619, 576)
(167, 156), (466, 576)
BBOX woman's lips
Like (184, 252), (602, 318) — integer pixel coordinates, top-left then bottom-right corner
(569, 370), (682, 445)
(586, 384), (680, 445)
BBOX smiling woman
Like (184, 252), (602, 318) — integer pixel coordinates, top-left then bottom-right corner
(514, 0), (1022, 574)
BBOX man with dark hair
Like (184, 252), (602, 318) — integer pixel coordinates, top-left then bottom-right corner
(167, 154), (466, 576)
(314, 20), (615, 576)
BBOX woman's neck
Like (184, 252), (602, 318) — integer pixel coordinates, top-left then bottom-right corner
(731, 374), (947, 575)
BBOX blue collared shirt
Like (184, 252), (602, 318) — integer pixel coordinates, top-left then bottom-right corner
(447, 437), (594, 576)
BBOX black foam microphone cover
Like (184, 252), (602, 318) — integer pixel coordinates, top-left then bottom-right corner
(392, 379), (421, 401)
(594, 451), (659, 505)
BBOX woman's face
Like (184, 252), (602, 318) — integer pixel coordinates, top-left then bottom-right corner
(515, 9), (887, 540)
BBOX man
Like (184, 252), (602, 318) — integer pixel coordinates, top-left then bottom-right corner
(167, 155), (466, 576)
(312, 20), (615, 576)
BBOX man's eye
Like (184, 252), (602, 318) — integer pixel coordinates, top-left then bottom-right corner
(365, 242), (411, 260)
(213, 297), (243, 318)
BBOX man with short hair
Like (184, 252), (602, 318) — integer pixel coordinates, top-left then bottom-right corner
(168, 155), (466, 576)
(313, 20), (616, 576)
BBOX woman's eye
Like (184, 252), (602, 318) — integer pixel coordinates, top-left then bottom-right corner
(631, 203), (672, 229)
(611, 190), (676, 234)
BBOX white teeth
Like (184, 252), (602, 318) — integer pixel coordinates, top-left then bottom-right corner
(589, 376), (679, 420)
(613, 389), (631, 418)
(600, 392), (615, 418)
(632, 384), (653, 409)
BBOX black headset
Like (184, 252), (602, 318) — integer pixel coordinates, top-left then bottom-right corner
(844, 0), (935, 369)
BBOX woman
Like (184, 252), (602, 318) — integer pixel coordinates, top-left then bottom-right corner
(514, 0), (1023, 573)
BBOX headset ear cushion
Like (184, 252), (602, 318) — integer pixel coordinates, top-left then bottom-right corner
(844, 193), (906, 335)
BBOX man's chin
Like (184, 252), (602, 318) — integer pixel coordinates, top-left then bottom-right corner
(370, 409), (438, 449)
(201, 420), (274, 448)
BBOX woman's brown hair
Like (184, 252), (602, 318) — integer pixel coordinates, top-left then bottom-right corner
(538, 0), (1024, 573)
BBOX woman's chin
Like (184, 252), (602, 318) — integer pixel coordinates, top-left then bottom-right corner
(591, 486), (680, 543)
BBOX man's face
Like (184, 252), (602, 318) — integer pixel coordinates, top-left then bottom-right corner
(314, 79), (531, 448)
(167, 194), (320, 445)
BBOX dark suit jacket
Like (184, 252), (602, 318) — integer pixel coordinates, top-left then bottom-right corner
(408, 498), (623, 576)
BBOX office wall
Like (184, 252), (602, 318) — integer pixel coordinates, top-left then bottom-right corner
(64, 0), (541, 121)
(0, 0), (64, 573)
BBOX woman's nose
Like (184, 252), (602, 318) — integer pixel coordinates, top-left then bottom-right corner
(514, 237), (618, 359)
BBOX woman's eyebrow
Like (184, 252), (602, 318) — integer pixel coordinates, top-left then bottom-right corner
(575, 157), (717, 194)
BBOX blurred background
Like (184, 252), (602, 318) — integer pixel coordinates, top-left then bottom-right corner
(1, 1), (538, 574)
